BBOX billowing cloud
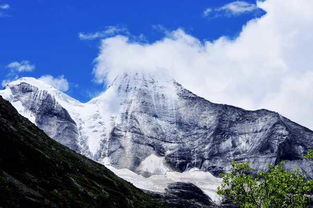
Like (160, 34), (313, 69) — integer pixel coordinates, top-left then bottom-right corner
(203, 1), (258, 17)
(6, 60), (35, 72)
(79, 26), (129, 40)
(93, 0), (313, 129)
(38, 75), (69, 92)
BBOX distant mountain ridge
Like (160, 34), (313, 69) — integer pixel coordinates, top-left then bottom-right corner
(1, 72), (313, 200)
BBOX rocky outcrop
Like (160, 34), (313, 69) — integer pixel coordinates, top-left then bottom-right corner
(146, 182), (238, 208)
(146, 182), (216, 208)
(4, 81), (80, 151)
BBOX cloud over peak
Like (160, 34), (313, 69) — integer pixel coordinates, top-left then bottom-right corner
(3, 60), (69, 92)
(93, 0), (313, 129)
(38, 75), (69, 92)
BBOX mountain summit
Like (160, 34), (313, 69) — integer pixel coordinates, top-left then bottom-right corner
(1, 72), (313, 199)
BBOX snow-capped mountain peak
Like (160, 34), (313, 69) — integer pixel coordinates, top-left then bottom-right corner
(3, 77), (83, 107)
(1, 73), (313, 203)
(0, 73), (181, 159)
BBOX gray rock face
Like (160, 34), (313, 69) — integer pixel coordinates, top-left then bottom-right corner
(4, 82), (80, 152)
(146, 182), (238, 208)
(1, 73), (313, 179)
(146, 182), (216, 208)
(97, 73), (313, 178)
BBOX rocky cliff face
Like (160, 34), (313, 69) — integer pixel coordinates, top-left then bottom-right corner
(1, 73), (313, 191)
(8, 82), (80, 151)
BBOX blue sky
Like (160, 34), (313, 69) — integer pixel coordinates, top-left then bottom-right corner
(0, 0), (263, 102)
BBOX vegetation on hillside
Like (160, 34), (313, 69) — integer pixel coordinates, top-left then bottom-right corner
(217, 158), (313, 208)
(304, 149), (313, 159)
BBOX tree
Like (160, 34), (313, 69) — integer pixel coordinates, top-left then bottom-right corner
(217, 161), (313, 208)
(304, 149), (313, 159)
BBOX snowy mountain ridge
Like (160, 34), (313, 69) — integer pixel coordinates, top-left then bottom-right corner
(0, 73), (224, 202)
(1, 72), (313, 203)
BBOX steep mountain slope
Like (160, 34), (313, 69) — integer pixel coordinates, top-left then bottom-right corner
(0, 95), (166, 208)
(0, 78), (82, 152)
(93, 73), (313, 176)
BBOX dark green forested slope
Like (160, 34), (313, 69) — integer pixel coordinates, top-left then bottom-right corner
(0, 96), (166, 208)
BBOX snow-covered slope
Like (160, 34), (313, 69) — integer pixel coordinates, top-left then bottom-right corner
(0, 77), (83, 152)
(1, 73), (313, 203)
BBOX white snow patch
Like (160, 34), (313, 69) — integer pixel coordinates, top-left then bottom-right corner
(0, 87), (36, 124)
(106, 155), (222, 203)
(107, 165), (223, 203)
(137, 154), (171, 175)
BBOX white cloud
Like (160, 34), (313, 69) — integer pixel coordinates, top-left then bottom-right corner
(79, 26), (129, 40)
(203, 8), (212, 17)
(218, 1), (258, 15)
(93, 0), (313, 129)
(0, 3), (9, 10)
(7, 60), (35, 72)
(38, 75), (69, 92)
(204, 1), (258, 17)
(2, 60), (69, 92)
(2, 60), (35, 87)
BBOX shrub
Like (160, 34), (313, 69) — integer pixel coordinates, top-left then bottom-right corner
(217, 161), (313, 208)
